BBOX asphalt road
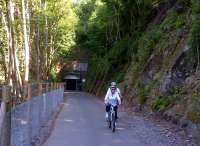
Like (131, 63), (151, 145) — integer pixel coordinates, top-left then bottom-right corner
(43, 92), (193, 146)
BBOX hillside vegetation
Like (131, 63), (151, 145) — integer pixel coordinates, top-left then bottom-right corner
(75, 0), (200, 142)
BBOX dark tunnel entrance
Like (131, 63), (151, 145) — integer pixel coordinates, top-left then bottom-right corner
(59, 61), (88, 91)
(63, 74), (81, 91)
(66, 79), (78, 90)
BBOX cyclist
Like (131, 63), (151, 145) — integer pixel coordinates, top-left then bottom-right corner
(106, 82), (122, 101)
(104, 83), (121, 120)
(106, 82), (122, 118)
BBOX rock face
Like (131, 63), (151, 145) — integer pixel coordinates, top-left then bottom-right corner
(138, 45), (200, 143)
(122, 1), (200, 144)
(160, 46), (196, 93)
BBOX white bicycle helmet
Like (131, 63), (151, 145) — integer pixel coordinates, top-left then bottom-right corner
(111, 82), (117, 87)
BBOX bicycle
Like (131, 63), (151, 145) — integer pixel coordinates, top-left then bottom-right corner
(107, 104), (116, 132)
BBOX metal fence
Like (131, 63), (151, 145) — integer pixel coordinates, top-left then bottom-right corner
(0, 83), (64, 146)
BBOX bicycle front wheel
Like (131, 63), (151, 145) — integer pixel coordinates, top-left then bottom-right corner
(111, 113), (116, 132)
(107, 112), (111, 128)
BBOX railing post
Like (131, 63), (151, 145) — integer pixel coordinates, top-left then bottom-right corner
(51, 83), (53, 91)
(39, 84), (42, 96)
(0, 86), (11, 146)
(46, 84), (48, 92)
(27, 84), (32, 145)
(54, 83), (56, 90)
(27, 84), (31, 100)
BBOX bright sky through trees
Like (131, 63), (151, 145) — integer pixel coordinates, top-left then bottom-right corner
(72, 0), (78, 4)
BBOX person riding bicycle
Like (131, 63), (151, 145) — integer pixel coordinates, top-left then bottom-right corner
(105, 82), (122, 118)
(106, 82), (122, 101)
(104, 83), (121, 120)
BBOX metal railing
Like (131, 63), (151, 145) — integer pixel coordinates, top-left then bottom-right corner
(0, 83), (64, 146)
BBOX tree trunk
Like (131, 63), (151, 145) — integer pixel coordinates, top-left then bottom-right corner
(22, 0), (30, 83)
(40, 0), (49, 80)
(6, 0), (14, 85)
(36, 0), (42, 81)
(6, 0), (22, 89)
(36, 21), (40, 81)
(44, 0), (49, 80)
(0, 10), (9, 81)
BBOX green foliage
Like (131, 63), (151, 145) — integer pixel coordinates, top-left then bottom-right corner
(190, 2), (200, 62)
(137, 81), (148, 105)
(152, 86), (183, 111)
(175, 15), (186, 29)
(161, 10), (186, 31)
(49, 68), (59, 82)
(75, 0), (106, 55)
(148, 79), (159, 91)
(130, 28), (163, 77)
(76, 0), (154, 92)
(129, 9), (187, 82)
(48, 0), (78, 55)
(152, 96), (171, 111)
(136, 79), (159, 105)
(137, 34), (153, 64)
(124, 83), (129, 93)
(107, 38), (133, 63)
(192, 1), (200, 14)
(187, 90), (200, 123)
(150, 29), (163, 43)
(114, 72), (125, 83)
(75, 0), (190, 95)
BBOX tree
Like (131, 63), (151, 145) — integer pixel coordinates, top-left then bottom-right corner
(6, 0), (22, 87)
(22, 0), (30, 83)
(0, 0), (78, 85)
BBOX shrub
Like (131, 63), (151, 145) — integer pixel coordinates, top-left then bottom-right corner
(115, 72), (125, 83)
(147, 79), (159, 92)
(192, 1), (200, 14)
(189, 1), (200, 70)
(187, 90), (200, 123)
(161, 10), (186, 31)
(124, 83), (129, 93)
(152, 86), (183, 112)
(152, 96), (171, 112)
(137, 81), (148, 105)
(175, 15), (186, 29)
(150, 29), (162, 43)
(49, 69), (59, 82)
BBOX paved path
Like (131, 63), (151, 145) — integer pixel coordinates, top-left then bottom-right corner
(43, 92), (194, 146)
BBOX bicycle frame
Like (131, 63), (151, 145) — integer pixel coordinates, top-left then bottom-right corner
(110, 106), (115, 121)
(107, 105), (116, 132)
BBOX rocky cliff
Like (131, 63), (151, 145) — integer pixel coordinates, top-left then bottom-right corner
(121, 0), (200, 143)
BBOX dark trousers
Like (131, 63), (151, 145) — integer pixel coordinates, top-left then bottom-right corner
(106, 105), (118, 119)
